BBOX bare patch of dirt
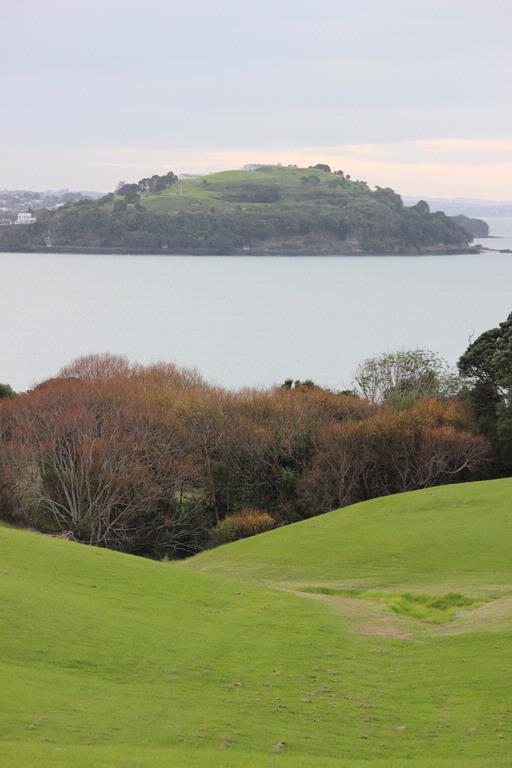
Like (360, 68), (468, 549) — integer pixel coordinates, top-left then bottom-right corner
(277, 583), (512, 638)
(358, 622), (412, 639)
(279, 587), (414, 638)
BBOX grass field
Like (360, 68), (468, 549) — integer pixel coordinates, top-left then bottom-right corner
(186, 479), (512, 590)
(2, 479), (512, 766)
(140, 165), (355, 215)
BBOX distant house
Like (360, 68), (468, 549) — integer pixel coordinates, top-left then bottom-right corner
(242, 164), (264, 171)
(0, 217), (13, 226)
(16, 212), (36, 225)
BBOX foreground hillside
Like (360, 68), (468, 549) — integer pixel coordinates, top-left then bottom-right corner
(0, 165), (473, 254)
(187, 479), (512, 588)
(2, 479), (512, 767)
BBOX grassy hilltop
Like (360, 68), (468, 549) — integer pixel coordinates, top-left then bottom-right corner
(2, 478), (512, 767)
(0, 165), (473, 254)
(187, 478), (512, 588)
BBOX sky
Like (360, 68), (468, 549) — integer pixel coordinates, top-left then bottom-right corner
(2, 0), (511, 198)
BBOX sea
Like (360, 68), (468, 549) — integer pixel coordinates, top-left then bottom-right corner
(1, 217), (512, 392)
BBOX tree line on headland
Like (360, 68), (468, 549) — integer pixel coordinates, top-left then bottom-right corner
(0, 166), (475, 254)
(1, 313), (511, 559)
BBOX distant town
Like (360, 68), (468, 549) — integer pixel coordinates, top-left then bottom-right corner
(0, 188), (102, 226)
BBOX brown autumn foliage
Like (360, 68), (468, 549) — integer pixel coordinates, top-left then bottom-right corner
(0, 354), (491, 558)
(210, 508), (277, 546)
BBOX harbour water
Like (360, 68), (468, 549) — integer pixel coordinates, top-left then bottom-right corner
(2, 219), (511, 392)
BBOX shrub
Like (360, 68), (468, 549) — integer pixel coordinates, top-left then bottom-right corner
(0, 383), (16, 399)
(210, 509), (277, 546)
(0, 353), (491, 560)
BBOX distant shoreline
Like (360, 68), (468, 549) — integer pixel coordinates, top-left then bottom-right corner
(0, 244), (483, 257)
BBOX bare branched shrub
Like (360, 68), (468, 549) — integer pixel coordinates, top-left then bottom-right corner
(58, 353), (132, 380)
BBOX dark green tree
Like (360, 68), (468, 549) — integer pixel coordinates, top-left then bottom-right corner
(0, 383), (16, 399)
(458, 312), (512, 467)
(117, 183), (140, 203)
(458, 313), (512, 396)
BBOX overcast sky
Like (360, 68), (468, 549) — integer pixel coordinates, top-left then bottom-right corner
(2, 0), (511, 197)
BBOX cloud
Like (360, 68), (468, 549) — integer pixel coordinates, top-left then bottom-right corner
(338, 144), (386, 157)
(88, 138), (512, 199)
(2, 135), (511, 199)
(417, 138), (512, 153)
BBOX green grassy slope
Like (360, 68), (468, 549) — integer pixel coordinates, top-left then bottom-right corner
(141, 166), (355, 215)
(2, 479), (512, 766)
(186, 479), (512, 591)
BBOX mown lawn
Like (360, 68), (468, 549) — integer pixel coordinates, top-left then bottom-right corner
(186, 478), (512, 591)
(1, 478), (512, 766)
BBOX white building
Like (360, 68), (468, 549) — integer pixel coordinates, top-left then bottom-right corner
(16, 212), (36, 225)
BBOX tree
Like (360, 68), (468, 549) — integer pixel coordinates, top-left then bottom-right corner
(58, 353), (131, 380)
(113, 198), (127, 212)
(355, 349), (460, 405)
(0, 376), (206, 556)
(310, 164), (331, 173)
(413, 200), (430, 215)
(374, 186), (403, 210)
(0, 383), (15, 399)
(117, 183), (140, 203)
(300, 411), (488, 512)
(458, 311), (512, 466)
(458, 313), (512, 397)
(147, 172), (178, 193)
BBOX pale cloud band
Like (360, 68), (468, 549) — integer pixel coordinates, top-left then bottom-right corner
(85, 138), (512, 199)
(2, 137), (510, 199)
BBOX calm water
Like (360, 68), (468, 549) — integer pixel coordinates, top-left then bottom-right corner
(474, 216), (512, 251)
(2, 218), (512, 392)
